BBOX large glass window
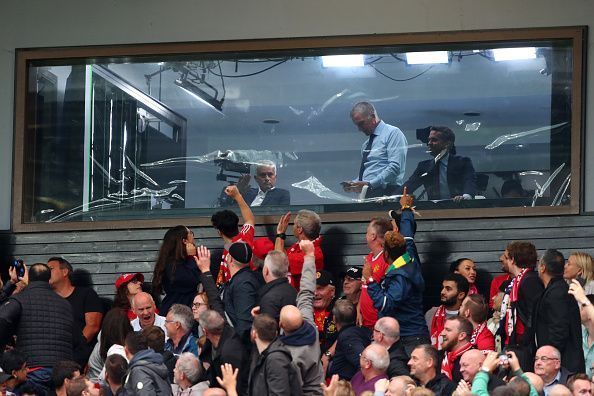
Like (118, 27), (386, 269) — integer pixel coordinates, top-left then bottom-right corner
(15, 28), (584, 228)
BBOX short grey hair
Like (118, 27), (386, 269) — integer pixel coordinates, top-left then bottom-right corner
(199, 310), (225, 336)
(350, 101), (378, 119)
(264, 250), (289, 279)
(169, 304), (194, 331)
(295, 209), (321, 240)
(375, 317), (400, 340)
(177, 352), (202, 384)
(366, 344), (390, 371)
(256, 160), (277, 173)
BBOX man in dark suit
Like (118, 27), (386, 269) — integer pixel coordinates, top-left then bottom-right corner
(221, 160), (290, 206)
(403, 126), (476, 201)
(533, 249), (585, 374)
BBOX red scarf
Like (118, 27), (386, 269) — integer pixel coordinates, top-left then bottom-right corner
(441, 342), (473, 380)
(502, 268), (530, 344)
(470, 322), (486, 346)
(468, 284), (478, 295)
(430, 305), (446, 350)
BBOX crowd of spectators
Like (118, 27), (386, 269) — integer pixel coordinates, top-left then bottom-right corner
(1, 185), (594, 396)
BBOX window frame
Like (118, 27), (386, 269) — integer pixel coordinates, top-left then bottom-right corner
(12, 26), (587, 232)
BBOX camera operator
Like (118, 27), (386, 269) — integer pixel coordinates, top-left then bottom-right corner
(220, 161), (290, 207)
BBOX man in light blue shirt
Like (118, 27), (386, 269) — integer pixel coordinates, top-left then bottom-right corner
(343, 102), (408, 198)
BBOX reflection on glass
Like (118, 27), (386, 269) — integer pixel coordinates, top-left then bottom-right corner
(24, 40), (574, 223)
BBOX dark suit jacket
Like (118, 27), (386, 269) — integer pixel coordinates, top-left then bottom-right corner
(403, 154), (476, 200)
(243, 187), (290, 206)
(220, 186), (290, 207)
(532, 277), (585, 373)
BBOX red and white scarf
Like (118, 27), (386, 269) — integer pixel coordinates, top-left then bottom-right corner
(430, 305), (447, 350)
(470, 322), (487, 346)
(468, 283), (478, 295)
(441, 342), (473, 380)
(501, 268), (530, 344)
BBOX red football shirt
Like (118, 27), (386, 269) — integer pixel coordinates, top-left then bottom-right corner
(359, 250), (388, 328)
(216, 224), (255, 286)
(287, 237), (324, 289)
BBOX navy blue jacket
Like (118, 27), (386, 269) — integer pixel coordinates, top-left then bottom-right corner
(327, 324), (371, 380)
(404, 154), (476, 199)
(222, 266), (262, 341)
(367, 209), (429, 337)
(244, 187), (290, 206)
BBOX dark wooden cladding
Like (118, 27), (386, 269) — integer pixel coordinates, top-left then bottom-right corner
(3, 214), (594, 309)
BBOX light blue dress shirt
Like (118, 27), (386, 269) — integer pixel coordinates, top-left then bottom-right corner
(360, 121), (408, 188)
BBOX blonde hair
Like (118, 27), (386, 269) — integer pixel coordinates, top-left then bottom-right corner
(570, 252), (594, 281)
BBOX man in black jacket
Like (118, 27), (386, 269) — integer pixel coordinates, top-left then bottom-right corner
(408, 344), (455, 396)
(123, 331), (172, 396)
(533, 249), (585, 373)
(258, 250), (297, 320)
(0, 263), (76, 393)
(198, 309), (249, 396)
(248, 314), (302, 396)
(326, 299), (372, 380)
(222, 241), (262, 343)
(373, 316), (409, 377)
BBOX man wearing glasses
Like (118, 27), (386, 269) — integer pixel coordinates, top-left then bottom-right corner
(534, 345), (573, 396)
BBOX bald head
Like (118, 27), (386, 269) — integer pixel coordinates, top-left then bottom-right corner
(374, 317), (400, 346)
(132, 292), (157, 328)
(459, 349), (485, 383)
(523, 372), (544, 394)
(549, 384), (571, 396)
(362, 343), (390, 372)
(280, 305), (303, 334)
(203, 388), (227, 396)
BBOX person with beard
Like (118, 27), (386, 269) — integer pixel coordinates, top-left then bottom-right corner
(439, 316), (474, 383)
(459, 294), (495, 352)
(498, 241), (544, 369)
(428, 273), (469, 350)
(403, 126), (476, 201)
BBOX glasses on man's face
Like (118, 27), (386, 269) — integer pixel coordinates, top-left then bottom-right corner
(534, 356), (559, 362)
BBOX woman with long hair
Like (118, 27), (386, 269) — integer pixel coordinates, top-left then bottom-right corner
(564, 252), (594, 294)
(113, 273), (144, 320)
(152, 225), (201, 315)
(450, 258), (478, 295)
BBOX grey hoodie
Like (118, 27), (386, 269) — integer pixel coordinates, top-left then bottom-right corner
(124, 349), (173, 396)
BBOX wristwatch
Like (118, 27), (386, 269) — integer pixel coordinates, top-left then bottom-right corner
(324, 350), (332, 359)
(276, 233), (286, 240)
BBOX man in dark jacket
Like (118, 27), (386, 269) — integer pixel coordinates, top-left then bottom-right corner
(199, 309), (249, 396)
(279, 240), (324, 396)
(326, 299), (372, 380)
(258, 250), (297, 320)
(403, 126), (476, 201)
(0, 263), (76, 393)
(248, 314), (302, 396)
(222, 241), (262, 343)
(123, 331), (172, 396)
(367, 191), (430, 357)
(373, 316), (409, 377)
(409, 344), (455, 396)
(533, 249), (585, 373)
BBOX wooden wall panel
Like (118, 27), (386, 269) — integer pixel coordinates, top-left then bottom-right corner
(3, 214), (594, 309)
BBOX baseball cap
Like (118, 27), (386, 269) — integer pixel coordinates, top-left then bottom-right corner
(316, 270), (335, 287)
(115, 273), (145, 290)
(228, 242), (253, 264)
(344, 267), (363, 280)
(252, 237), (274, 260)
(0, 371), (12, 383)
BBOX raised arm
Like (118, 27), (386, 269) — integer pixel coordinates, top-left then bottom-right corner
(225, 185), (254, 226)
(194, 246), (225, 317)
(275, 212), (291, 253)
(297, 240), (316, 326)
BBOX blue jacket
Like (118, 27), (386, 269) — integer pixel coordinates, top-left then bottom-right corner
(327, 324), (371, 380)
(164, 331), (199, 357)
(367, 209), (429, 337)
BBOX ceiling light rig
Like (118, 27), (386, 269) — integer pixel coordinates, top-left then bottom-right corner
(174, 61), (225, 114)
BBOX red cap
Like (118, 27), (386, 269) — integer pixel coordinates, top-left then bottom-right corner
(252, 237), (274, 260)
(115, 273), (144, 290)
